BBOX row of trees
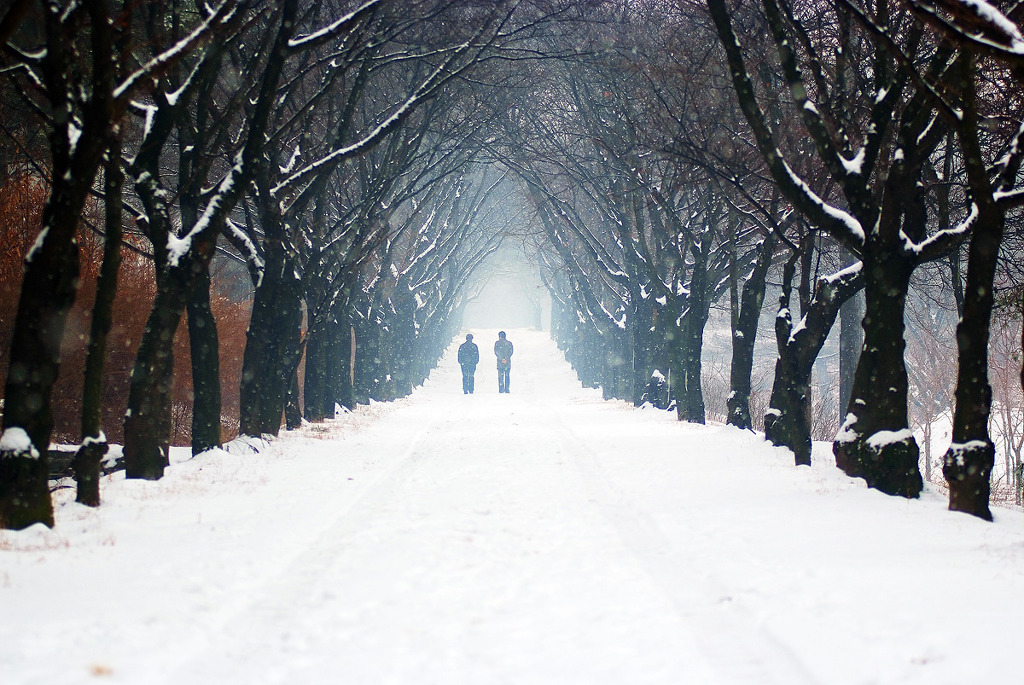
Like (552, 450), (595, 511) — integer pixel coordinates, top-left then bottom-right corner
(0, 0), (560, 529)
(2, 0), (1022, 528)
(507, 0), (1024, 521)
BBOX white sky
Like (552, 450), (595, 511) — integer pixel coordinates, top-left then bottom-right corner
(2, 329), (1023, 684)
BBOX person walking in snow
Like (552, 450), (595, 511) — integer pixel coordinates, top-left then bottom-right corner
(494, 331), (514, 393)
(457, 333), (479, 394)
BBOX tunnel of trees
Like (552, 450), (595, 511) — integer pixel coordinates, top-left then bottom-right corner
(2, 0), (1024, 529)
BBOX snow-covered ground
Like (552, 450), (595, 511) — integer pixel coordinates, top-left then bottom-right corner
(3, 329), (1023, 685)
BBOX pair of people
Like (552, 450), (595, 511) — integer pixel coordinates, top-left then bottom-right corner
(458, 331), (513, 394)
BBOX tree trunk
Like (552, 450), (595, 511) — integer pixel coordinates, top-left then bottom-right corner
(303, 324), (328, 422)
(601, 330), (630, 401)
(123, 226), (220, 480)
(0, 0), (122, 526)
(630, 296), (657, 406)
(285, 367), (302, 430)
(0, 454), (51, 530)
(123, 274), (188, 480)
(764, 254), (809, 463)
(581, 330), (602, 389)
(728, 234), (776, 429)
(391, 297), (417, 398)
(239, 242), (303, 436)
(330, 318), (355, 411)
(764, 356), (813, 464)
(353, 313), (378, 404)
(834, 252), (923, 498)
(187, 263), (221, 455)
(668, 309), (706, 424)
(766, 256), (862, 465)
(600, 339), (616, 401)
(942, 84), (1004, 520)
(75, 144), (124, 506)
(676, 286), (711, 423)
(838, 251), (863, 415)
(678, 314), (708, 424)
(1, 178), (88, 528)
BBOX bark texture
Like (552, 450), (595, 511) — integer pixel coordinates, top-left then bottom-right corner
(187, 264), (221, 455)
(75, 143), (124, 506)
(727, 234), (776, 430)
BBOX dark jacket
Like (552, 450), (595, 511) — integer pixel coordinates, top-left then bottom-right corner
(458, 341), (479, 367)
(494, 338), (513, 369)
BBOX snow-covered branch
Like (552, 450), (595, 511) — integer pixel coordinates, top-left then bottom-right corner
(113, 0), (238, 100)
(271, 41), (474, 200)
(900, 202), (975, 259)
(287, 0), (385, 50)
(908, 0), (1024, 66)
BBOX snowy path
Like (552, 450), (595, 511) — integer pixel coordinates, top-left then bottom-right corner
(3, 329), (1024, 684)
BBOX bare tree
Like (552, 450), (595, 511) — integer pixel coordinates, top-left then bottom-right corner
(0, 0), (236, 528)
(234, 0), (527, 437)
(121, 1), (298, 480)
(707, 0), (976, 497)
(840, 0), (1024, 517)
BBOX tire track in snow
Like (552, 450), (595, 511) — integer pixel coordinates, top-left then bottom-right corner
(163, 360), (717, 684)
(536, 405), (821, 685)
(160, 330), (815, 685)
(156, 399), (474, 685)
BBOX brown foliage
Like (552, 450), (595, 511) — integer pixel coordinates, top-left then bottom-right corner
(0, 171), (46, 399)
(0, 174), (250, 447)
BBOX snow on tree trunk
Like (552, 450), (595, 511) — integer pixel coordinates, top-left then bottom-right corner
(834, 254), (923, 498)
(76, 143), (124, 506)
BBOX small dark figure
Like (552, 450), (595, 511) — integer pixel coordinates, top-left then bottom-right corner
(494, 330), (514, 393)
(457, 333), (479, 394)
